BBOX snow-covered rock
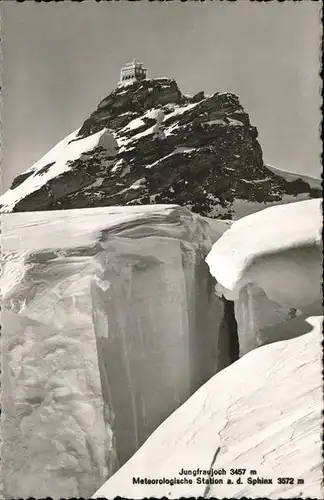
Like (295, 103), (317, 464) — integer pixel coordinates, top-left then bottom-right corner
(0, 78), (320, 216)
(206, 198), (323, 355)
(93, 315), (323, 499)
(0, 204), (231, 499)
(0, 129), (118, 213)
(266, 163), (322, 190)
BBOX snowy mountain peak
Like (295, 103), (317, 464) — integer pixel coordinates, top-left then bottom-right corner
(0, 77), (321, 215)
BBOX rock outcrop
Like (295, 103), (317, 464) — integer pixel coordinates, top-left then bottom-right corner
(0, 78), (320, 216)
(0, 204), (231, 498)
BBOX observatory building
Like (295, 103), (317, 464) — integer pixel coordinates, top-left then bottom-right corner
(118, 60), (147, 87)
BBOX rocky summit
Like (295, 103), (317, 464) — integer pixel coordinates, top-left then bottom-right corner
(0, 77), (320, 217)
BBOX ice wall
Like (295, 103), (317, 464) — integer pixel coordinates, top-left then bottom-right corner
(91, 215), (230, 466)
(91, 199), (323, 500)
(1, 250), (116, 499)
(234, 276), (322, 356)
(206, 199), (322, 356)
(0, 205), (231, 498)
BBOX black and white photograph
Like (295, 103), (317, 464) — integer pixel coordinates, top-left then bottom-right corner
(0, 1), (322, 498)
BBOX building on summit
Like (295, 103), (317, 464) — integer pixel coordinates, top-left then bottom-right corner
(118, 60), (147, 87)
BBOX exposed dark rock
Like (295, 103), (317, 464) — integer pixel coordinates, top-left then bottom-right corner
(10, 171), (35, 190)
(78, 78), (183, 138)
(35, 162), (56, 177)
(2, 77), (320, 216)
(13, 185), (54, 212)
(191, 91), (205, 103)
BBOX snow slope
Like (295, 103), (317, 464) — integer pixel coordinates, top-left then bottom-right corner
(0, 204), (231, 498)
(1, 204), (178, 251)
(93, 315), (323, 499)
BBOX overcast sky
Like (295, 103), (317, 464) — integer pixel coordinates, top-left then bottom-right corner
(0, 1), (322, 192)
